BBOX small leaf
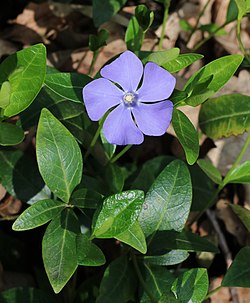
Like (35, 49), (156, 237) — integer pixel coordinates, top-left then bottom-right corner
(234, 0), (247, 19)
(197, 159), (222, 184)
(77, 234), (105, 266)
(223, 160), (250, 185)
(144, 250), (189, 266)
(0, 44), (46, 117)
(199, 23), (226, 36)
(104, 163), (126, 193)
(163, 53), (203, 73)
(172, 109), (199, 165)
(179, 19), (193, 31)
(139, 160), (192, 240)
(125, 16), (143, 51)
(229, 204), (250, 232)
(135, 4), (154, 32)
(147, 48), (180, 66)
(92, 190), (144, 238)
(226, 0), (238, 22)
(96, 255), (136, 303)
(171, 268), (209, 303)
(36, 109), (83, 203)
(89, 29), (109, 52)
(199, 94), (250, 139)
(45, 72), (91, 103)
(71, 188), (103, 209)
(115, 221), (147, 254)
(222, 247), (250, 287)
(42, 209), (79, 293)
(13, 199), (65, 231)
(0, 122), (24, 146)
(100, 129), (116, 159)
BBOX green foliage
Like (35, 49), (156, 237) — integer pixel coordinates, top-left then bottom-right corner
(89, 29), (109, 52)
(0, 122), (24, 146)
(197, 159), (222, 184)
(230, 204), (250, 232)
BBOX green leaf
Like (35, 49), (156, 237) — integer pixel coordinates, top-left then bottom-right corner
(229, 204), (250, 232)
(77, 234), (105, 266)
(172, 109), (199, 165)
(115, 221), (147, 254)
(163, 53), (203, 73)
(135, 4), (154, 32)
(226, 0), (239, 22)
(179, 19), (193, 31)
(144, 250), (189, 266)
(147, 48), (180, 66)
(36, 109), (83, 203)
(125, 16), (144, 51)
(222, 247), (250, 287)
(0, 44), (46, 117)
(70, 188), (103, 209)
(89, 29), (109, 52)
(100, 129), (116, 159)
(0, 149), (50, 203)
(148, 230), (219, 254)
(199, 94), (250, 139)
(104, 163), (126, 193)
(0, 287), (56, 303)
(92, 190), (144, 238)
(184, 55), (243, 105)
(12, 199), (65, 231)
(224, 160), (250, 185)
(42, 209), (79, 293)
(45, 72), (91, 103)
(0, 81), (11, 110)
(96, 255), (136, 303)
(171, 268), (209, 303)
(199, 23), (226, 36)
(0, 122), (24, 146)
(140, 264), (175, 303)
(234, 0), (247, 19)
(197, 159), (222, 184)
(92, 0), (127, 27)
(139, 160), (192, 240)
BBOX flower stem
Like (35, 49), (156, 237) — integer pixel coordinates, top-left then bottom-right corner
(158, 0), (171, 50)
(110, 145), (132, 164)
(205, 286), (222, 299)
(236, 19), (247, 57)
(131, 253), (157, 303)
(88, 50), (99, 76)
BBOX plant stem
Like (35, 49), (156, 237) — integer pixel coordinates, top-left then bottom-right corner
(186, 0), (212, 45)
(88, 50), (99, 76)
(158, 0), (171, 50)
(131, 253), (157, 303)
(110, 145), (132, 164)
(236, 19), (247, 57)
(205, 286), (222, 299)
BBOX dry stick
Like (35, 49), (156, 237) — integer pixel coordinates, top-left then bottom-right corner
(206, 209), (239, 303)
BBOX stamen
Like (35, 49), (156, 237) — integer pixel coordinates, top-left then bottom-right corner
(123, 92), (136, 104)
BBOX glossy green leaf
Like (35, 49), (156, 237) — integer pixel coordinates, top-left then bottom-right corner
(0, 44), (46, 117)
(13, 199), (65, 231)
(172, 109), (199, 165)
(71, 188), (103, 209)
(0, 122), (24, 146)
(92, 0), (127, 27)
(139, 160), (192, 240)
(37, 109), (83, 203)
(229, 204), (250, 232)
(140, 264), (175, 303)
(77, 234), (105, 266)
(144, 250), (189, 266)
(0, 287), (56, 303)
(125, 16), (143, 51)
(135, 4), (154, 32)
(148, 230), (219, 254)
(42, 209), (79, 293)
(223, 160), (250, 185)
(222, 247), (250, 287)
(115, 221), (147, 254)
(147, 48), (180, 66)
(45, 72), (91, 103)
(199, 94), (250, 139)
(89, 29), (109, 52)
(92, 190), (144, 238)
(226, 0), (238, 22)
(197, 159), (222, 184)
(163, 53), (203, 73)
(96, 255), (136, 303)
(0, 150), (50, 203)
(171, 268), (209, 302)
(184, 55), (243, 105)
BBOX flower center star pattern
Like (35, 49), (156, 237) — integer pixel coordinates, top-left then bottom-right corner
(82, 51), (176, 145)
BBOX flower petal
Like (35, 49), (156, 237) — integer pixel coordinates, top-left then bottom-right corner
(103, 104), (144, 145)
(100, 51), (143, 92)
(132, 101), (173, 136)
(137, 62), (176, 102)
(83, 78), (123, 121)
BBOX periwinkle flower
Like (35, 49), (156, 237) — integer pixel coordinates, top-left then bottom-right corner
(83, 51), (176, 145)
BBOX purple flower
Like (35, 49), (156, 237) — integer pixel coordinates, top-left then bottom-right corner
(83, 51), (176, 145)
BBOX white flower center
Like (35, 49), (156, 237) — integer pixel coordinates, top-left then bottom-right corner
(123, 92), (136, 105)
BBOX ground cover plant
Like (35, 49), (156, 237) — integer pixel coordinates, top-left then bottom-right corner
(0, 0), (250, 302)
